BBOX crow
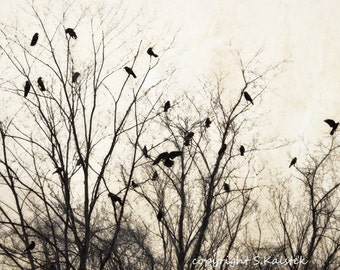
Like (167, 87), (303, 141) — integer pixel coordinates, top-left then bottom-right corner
(164, 101), (170, 112)
(184, 132), (194, 146)
(124, 67), (137, 78)
(218, 143), (227, 156)
(240, 145), (245, 156)
(244, 91), (254, 105)
(65, 28), (77, 39)
(142, 146), (149, 158)
(152, 171), (159, 181)
(147, 47), (158, 57)
(224, 183), (230, 193)
(157, 209), (163, 221)
(23, 241), (35, 253)
(37, 77), (46, 91)
(108, 192), (122, 205)
(163, 158), (174, 168)
(205, 117), (212, 128)
(168, 151), (183, 159)
(72, 72), (80, 83)
(324, 119), (339, 135)
(30, 33), (39, 46)
(153, 152), (169, 165)
(24, 81), (31, 97)
(289, 157), (297, 168)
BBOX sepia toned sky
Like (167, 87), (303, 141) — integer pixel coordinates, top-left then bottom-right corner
(1, 0), (339, 168)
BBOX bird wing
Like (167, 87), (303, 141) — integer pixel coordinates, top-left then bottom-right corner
(324, 119), (336, 127)
(168, 151), (183, 159)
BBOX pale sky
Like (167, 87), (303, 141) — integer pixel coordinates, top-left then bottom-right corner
(1, 0), (339, 169)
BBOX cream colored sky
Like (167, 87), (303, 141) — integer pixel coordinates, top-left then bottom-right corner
(1, 0), (339, 166)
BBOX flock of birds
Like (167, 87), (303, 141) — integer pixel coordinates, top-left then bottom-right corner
(21, 29), (339, 254)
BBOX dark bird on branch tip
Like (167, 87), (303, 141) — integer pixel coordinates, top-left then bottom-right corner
(168, 151), (183, 159)
(152, 171), (158, 181)
(108, 192), (122, 205)
(124, 67), (137, 78)
(65, 28), (77, 39)
(24, 81), (31, 97)
(163, 158), (174, 168)
(72, 72), (80, 83)
(205, 117), (212, 128)
(37, 77), (46, 91)
(153, 152), (169, 165)
(244, 91), (254, 105)
(218, 143), (227, 156)
(324, 119), (339, 135)
(147, 47), (158, 58)
(142, 145), (149, 158)
(184, 131), (194, 146)
(23, 241), (35, 252)
(164, 100), (170, 112)
(157, 209), (163, 221)
(131, 181), (139, 188)
(224, 183), (230, 193)
(240, 145), (245, 156)
(289, 157), (297, 168)
(30, 33), (38, 46)
(53, 167), (62, 175)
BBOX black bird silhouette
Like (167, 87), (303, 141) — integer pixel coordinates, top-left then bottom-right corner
(205, 117), (212, 128)
(124, 67), (137, 78)
(224, 183), (230, 193)
(164, 101), (170, 112)
(142, 146), (149, 158)
(65, 28), (77, 39)
(72, 72), (80, 83)
(240, 145), (245, 156)
(218, 143), (227, 156)
(324, 119), (339, 135)
(23, 241), (35, 252)
(152, 171), (159, 181)
(24, 81), (31, 97)
(153, 152), (169, 165)
(37, 77), (46, 91)
(163, 158), (174, 168)
(168, 151), (183, 159)
(147, 47), (158, 57)
(131, 181), (139, 188)
(108, 192), (122, 205)
(157, 209), (163, 221)
(244, 91), (254, 105)
(184, 131), (194, 146)
(289, 157), (297, 168)
(30, 33), (39, 46)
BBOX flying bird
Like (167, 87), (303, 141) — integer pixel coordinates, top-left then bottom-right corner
(289, 157), (297, 168)
(108, 192), (122, 205)
(142, 146), (149, 158)
(205, 117), (212, 128)
(224, 183), (230, 193)
(244, 91), (254, 105)
(164, 101), (170, 112)
(23, 241), (35, 252)
(324, 119), (339, 135)
(30, 33), (39, 46)
(72, 72), (80, 83)
(153, 152), (169, 165)
(152, 171), (159, 181)
(168, 151), (183, 159)
(218, 143), (227, 156)
(124, 67), (137, 78)
(24, 81), (31, 97)
(147, 47), (158, 57)
(65, 28), (77, 39)
(240, 145), (245, 156)
(157, 209), (163, 221)
(37, 77), (46, 91)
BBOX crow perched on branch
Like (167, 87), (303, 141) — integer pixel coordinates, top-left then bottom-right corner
(224, 183), (230, 193)
(218, 143), (227, 156)
(184, 131), (194, 146)
(289, 157), (297, 168)
(205, 117), (212, 128)
(30, 33), (38, 46)
(65, 28), (77, 39)
(124, 67), (137, 78)
(324, 119), (339, 135)
(147, 47), (158, 57)
(108, 192), (122, 206)
(244, 91), (254, 105)
(23, 241), (35, 253)
(37, 77), (46, 91)
(72, 72), (80, 83)
(142, 146), (149, 158)
(240, 145), (245, 156)
(164, 101), (170, 112)
(157, 209), (163, 221)
(24, 81), (31, 97)
(152, 171), (159, 181)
